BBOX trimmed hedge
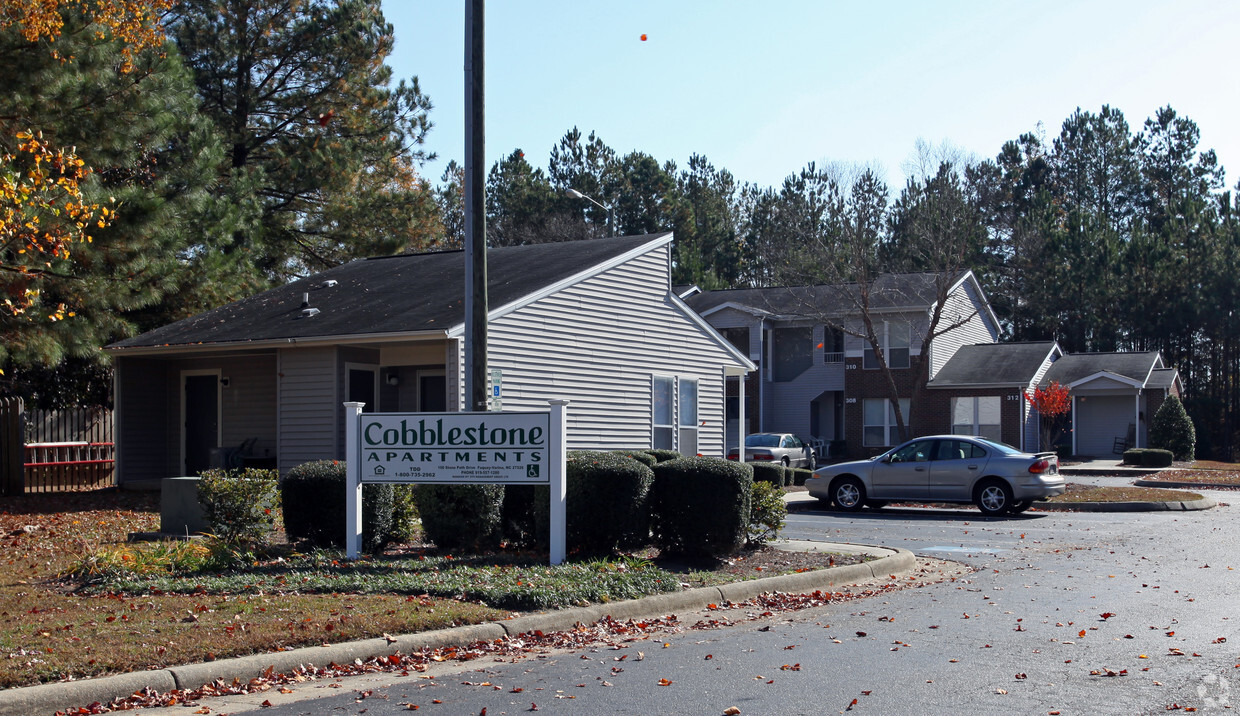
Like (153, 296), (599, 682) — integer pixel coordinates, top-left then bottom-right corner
(613, 450), (658, 468)
(650, 456), (752, 557)
(281, 460), (393, 554)
(645, 449), (683, 463)
(565, 450), (654, 553)
(750, 462), (786, 487)
(414, 484), (505, 551)
(790, 468), (814, 487)
(1121, 448), (1175, 468)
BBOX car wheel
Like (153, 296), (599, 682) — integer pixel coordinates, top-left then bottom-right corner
(831, 477), (866, 511)
(866, 500), (887, 510)
(975, 479), (1013, 516)
(1010, 500), (1033, 513)
(781, 456), (790, 468)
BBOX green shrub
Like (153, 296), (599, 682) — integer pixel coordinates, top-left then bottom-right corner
(280, 460), (393, 554)
(1142, 448), (1174, 467)
(565, 450), (653, 553)
(790, 468), (814, 487)
(414, 484), (504, 550)
(747, 480), (786, 547)
(650, 456), (752, 557)
(389, 484), (421, 544)
(1150, 395), (1195, 461)
(613, 450), (658, 467)
(1122, 448), (1146, 465)
(645, 449), (683, 463)
(750, 462), (785, 487)
(197, 467), (280, 548)
(501, 484), (549, 547)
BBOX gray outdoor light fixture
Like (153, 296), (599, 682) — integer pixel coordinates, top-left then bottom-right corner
(565, 188), (614, 237)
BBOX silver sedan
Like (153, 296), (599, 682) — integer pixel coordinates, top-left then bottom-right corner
(805, 435), (1065, 516)
(727, 433), (816, 469)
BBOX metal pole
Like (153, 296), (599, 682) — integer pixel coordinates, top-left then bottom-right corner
(464, 0), (488, 412)
(344, 401), (364, 559)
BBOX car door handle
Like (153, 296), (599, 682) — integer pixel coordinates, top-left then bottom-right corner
(967, 464), (978, 470)
(914, 466), (925, 471)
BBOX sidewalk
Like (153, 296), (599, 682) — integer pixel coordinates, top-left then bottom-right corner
(0, 540), (914, 716)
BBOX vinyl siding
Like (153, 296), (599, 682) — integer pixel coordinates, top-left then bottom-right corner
(763, 323), (845, 437)
(486, 243), (744, 456)
(277, 347), (338, 472)
(114, 357), (171, 483)
(929, 281), (999, 379)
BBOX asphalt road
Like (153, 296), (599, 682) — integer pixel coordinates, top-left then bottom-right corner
(160, 491), (1239, 716)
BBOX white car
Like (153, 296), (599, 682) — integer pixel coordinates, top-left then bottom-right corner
(727, 433), (816, 469)
(806, 435), (1065, 516)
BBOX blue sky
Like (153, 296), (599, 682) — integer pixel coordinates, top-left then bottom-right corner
(382, 1), (1240, 191)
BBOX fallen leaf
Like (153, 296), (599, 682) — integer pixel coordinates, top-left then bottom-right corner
(724, 709), (741, 716)
(658, 678), (673, 686)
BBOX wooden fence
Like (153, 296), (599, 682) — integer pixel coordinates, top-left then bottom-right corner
(0, 399), (116, 495)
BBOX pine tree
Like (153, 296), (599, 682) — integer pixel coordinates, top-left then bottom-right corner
(0, 4), (233, 399)
(171, 0), (438, 281)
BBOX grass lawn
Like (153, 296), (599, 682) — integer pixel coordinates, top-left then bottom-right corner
(0, 489), (850, 689)
(1138, 463), (1240, 486)
(1042, 483), (1204, 503)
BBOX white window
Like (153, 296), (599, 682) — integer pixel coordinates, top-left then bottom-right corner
(862, 398), (910, 447)
(952, 396), (1002, 441)
(653, 375), (699, 454)
(652, 376), (675, 450)
(679, 379), (698, 456)
(863, 321), (911, 370)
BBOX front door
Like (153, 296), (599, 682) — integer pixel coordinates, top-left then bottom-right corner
(419, 372), (447, 412)
(183, 373), (219, 476)
(347, 365), (378, 413)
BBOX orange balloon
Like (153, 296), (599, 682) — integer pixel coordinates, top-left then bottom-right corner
(640, 34), (648, 41)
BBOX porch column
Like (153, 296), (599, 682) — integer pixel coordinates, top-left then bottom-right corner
(1071, 395), (1078, 456)
(1135, 391), (1142, 448)
(737, 372), (746, 458)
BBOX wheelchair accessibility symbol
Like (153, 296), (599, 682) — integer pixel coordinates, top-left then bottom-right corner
(527, 465), (540, 478)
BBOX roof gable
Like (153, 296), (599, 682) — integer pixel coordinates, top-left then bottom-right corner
(108, 234), (672, 351)
(1042, 351), (1163, 388)
(927, 341), (1060, 387)
(685, 271), (967, 319)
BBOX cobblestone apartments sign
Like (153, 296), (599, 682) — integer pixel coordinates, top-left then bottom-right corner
(360, 413), (549, 483)
(343, 401), (568, 564)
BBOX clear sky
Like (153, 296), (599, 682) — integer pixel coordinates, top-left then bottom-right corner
(382, 0), (1240, 191)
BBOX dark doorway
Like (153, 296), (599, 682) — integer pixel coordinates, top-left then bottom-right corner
(184, 374), (218, 476)
(419, 374), (447, 412)
(348, 367), (377, 413)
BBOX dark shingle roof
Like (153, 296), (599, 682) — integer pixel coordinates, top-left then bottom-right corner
(109, 234), (669, 350)
(927, 342), (1059, 387)
(1041, 352), (1163, 387)
(684, 272), (965, 318)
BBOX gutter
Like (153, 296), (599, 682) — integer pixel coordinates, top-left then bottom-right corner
(104, 330), (452, 356)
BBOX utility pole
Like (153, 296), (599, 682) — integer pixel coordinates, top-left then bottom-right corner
(464, 0), (487, 411)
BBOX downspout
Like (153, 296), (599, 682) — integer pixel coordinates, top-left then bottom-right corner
(737, 370), (746, 458)
(759, 318), (767, 433)
(1071, 394), (1078, 456)
(1135, 389), (1142, 449)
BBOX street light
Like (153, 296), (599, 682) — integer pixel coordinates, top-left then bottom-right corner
(565, 188), (614, 237)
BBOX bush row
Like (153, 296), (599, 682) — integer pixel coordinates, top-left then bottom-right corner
(414, 449), (775, 557)
(198, 448), (780, 558)
(1121, 448), (1174, 467)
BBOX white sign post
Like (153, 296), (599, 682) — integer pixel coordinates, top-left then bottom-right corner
(344, 400), (568, 564)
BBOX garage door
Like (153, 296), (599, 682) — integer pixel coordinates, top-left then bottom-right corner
(1075, 396), (1133, 457)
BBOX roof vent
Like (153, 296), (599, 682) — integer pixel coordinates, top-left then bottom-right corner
(321, 279), (338, 288)
(300, 307), (320, 318)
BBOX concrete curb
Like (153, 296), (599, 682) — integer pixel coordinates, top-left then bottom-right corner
(0, 544), (913, 716)
(1035, 496), (1217, 512)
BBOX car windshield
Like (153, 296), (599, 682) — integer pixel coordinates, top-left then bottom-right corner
(973, 437), (1023, 455)
(746, 434), (781, 448)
